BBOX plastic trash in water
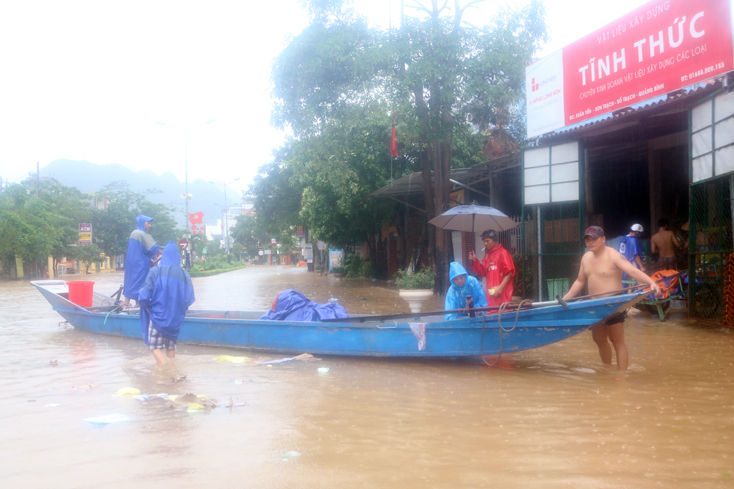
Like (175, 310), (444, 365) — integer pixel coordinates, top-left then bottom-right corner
(214, 355), (251, 364)
(317, 367), (329, 373)
(113, 387), (141, 397)
(329, 298), (339, 304)
(572, 368), (596, 374)
(83, 414), (131, 426)
(281, 451), (301, 459)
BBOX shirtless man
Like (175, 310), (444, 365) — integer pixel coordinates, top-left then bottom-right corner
(650, 218), (681, 270)
(563, 226), (661, 370)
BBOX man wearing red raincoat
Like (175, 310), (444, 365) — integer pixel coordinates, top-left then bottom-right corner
(469, 229), (515, 306)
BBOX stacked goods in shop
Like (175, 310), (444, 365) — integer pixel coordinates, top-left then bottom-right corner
(723, 254), (734, 328)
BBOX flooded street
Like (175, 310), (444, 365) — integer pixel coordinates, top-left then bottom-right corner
(2, 265), (734, 488)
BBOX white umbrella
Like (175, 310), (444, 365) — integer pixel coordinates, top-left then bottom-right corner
(427, 205), (519, 233)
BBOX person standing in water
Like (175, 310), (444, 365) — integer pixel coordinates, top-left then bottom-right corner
(650, 218), (681, 271)
(618, 223), (646, 277)
(139, 242), (195, 364)
(123, 215), (159, 307)
(563, 226), (660, 371)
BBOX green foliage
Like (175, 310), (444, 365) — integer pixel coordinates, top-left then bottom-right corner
(0, 178), (181, 277)
(271, 0), (547, 287)
(344, 254), (370, 278)
(249, 150), (304, 236)
(512, 253), (533, 297)
(92, 182), (177, 258)
(330, 266), (346, 275)
(231, 214), (269, 259)
(189, 262), (246, 278)
(71, 244), (106, 273)
(0, 181), (88, 274)
(394, 267), (436, 290)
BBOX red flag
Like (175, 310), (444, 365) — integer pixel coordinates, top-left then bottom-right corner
(189, 211), (204, 225)
(390, 112), (398, 158)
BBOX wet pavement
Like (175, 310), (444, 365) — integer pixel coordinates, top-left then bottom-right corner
(2, 265), (734, 488)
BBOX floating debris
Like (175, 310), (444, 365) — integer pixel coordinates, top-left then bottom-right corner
(83, 414), (131, 426)
(214, 355), (251, 364)
(113, 387), (141, 397)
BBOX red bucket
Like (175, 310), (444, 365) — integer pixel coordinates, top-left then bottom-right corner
(67, 281), (95, 307)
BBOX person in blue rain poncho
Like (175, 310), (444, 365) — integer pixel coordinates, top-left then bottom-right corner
(123, 215), (159, 307)
(445, 262), (488, 320)
(618, 223), (646, 279)
(139, 241), (195, 364)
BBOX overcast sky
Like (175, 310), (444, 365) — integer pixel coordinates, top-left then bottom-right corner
(0, 0), (651, 195)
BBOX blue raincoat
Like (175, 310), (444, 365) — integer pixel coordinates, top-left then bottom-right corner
(123, 215), (160, 301)
(259, 289), (348, 321)
(139, 241), (195, 345)
(618, 234), (643, 279)
(445, 262), (488, 320)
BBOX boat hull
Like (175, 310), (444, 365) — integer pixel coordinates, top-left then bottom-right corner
(32, 280), (644, 358)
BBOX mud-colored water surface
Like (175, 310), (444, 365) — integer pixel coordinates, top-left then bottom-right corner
(2, 265), (733, 488)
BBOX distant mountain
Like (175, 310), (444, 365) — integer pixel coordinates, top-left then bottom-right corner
(41, 159), (240, 228)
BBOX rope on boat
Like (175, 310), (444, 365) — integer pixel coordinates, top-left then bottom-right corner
(480, 299), (533, 367)
(103, 305), (124, 325)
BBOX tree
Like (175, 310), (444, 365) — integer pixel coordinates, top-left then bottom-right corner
(93, 182), (178, 259)
(249, 148), (304, 237)
(71, 243), (106, 274)
(272, 0), (546, 289)
(231, 214), (270, 259)
(0, 181), (88, 277)
(37, 180), (91, 276)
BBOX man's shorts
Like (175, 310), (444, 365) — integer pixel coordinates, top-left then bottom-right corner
(148, 323), (176, 351)
(604, 311), (627, 326)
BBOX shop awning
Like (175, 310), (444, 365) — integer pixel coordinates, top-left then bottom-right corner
(370, 154), (518, 199)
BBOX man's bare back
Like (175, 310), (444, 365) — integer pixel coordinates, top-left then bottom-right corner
(651, 229), (678, 258)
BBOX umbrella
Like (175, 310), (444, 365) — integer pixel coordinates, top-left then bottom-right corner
(427, 205), (519, 233)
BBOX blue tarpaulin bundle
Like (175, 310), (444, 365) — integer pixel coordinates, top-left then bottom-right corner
(259, 289), (348, 321)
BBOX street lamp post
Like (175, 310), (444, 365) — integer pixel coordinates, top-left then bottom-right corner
(155, 119), (215, 267)
(209, 178), (240, 254)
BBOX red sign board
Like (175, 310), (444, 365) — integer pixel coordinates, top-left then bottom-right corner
(178, 238), (189, 249)
(527, 0), (734, 137)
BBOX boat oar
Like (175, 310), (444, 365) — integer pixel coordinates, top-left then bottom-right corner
(319, 302), (535, 323)
(320, 283), (650, 324)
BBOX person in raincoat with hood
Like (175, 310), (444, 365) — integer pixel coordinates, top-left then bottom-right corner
(139, 241), (195, 364)
(445, 262), (488, 320)
(123, 215), (160, 307)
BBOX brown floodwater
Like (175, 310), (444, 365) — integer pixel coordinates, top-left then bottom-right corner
(2, 265), (734, 488)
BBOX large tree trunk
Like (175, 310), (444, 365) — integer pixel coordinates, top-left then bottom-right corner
(431, 138), (451, 295)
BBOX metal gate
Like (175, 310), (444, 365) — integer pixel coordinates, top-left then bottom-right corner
(689, 89), (734, 322)
(688, 177), (733, 320)
(522, 142), (585, 301)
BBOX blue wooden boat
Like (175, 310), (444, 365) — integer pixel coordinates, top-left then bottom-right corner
(32, 280), (646, 358)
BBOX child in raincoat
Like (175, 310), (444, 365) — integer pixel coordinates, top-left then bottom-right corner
(445, 262), (488, 320)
